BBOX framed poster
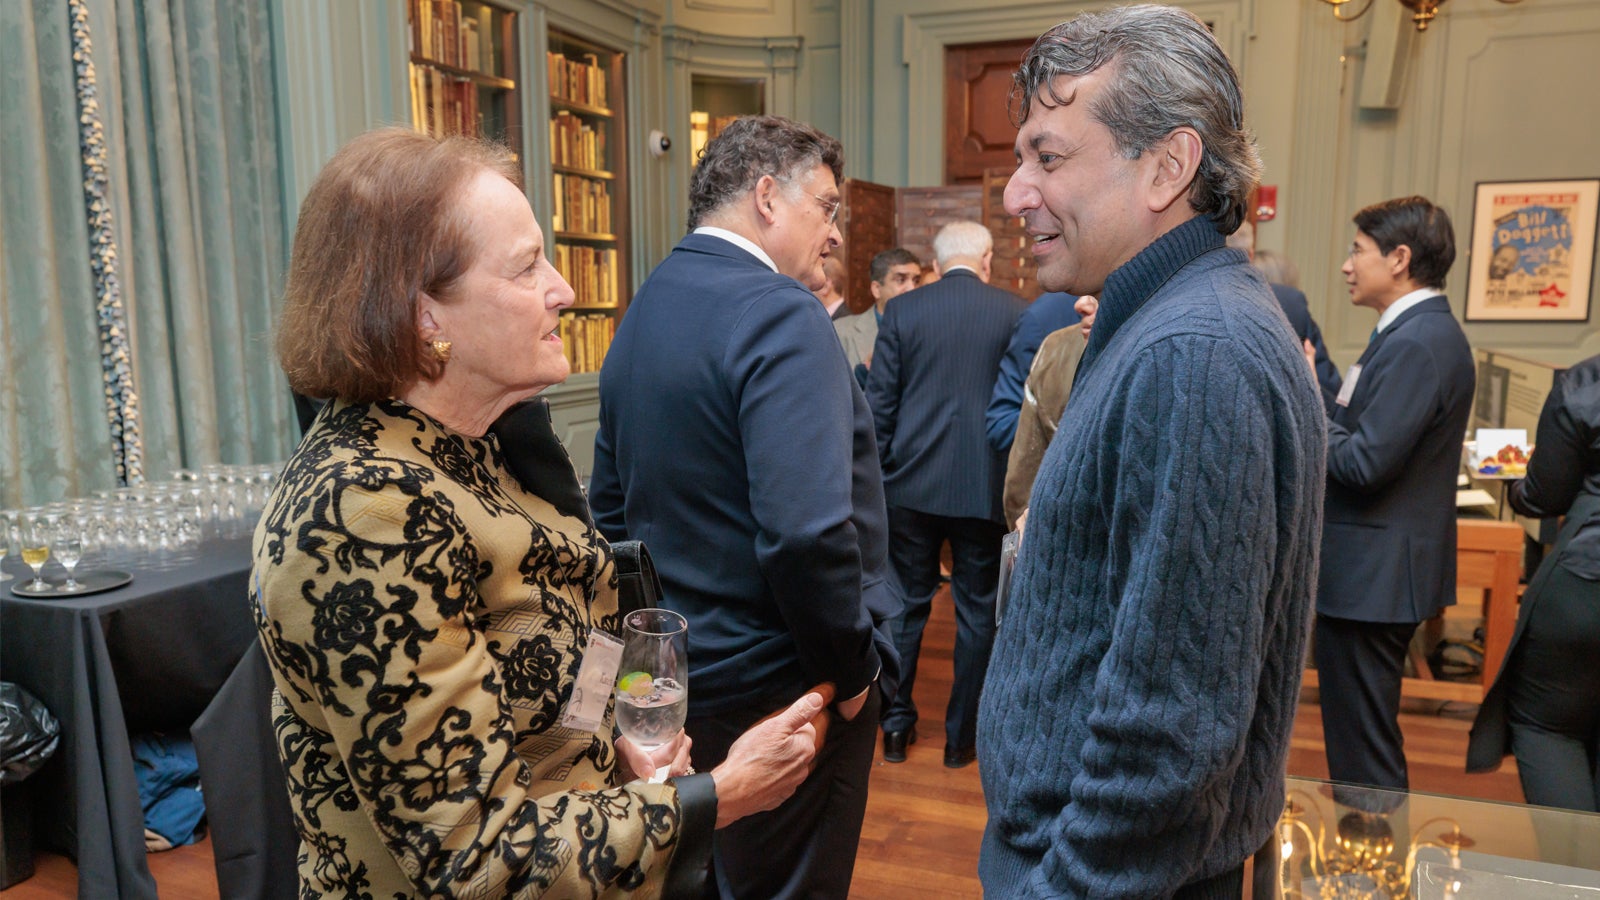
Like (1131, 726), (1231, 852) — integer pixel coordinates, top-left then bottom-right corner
(1465, 178), (1599, 322)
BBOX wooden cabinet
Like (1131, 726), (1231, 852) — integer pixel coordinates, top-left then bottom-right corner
(406, 0), (521, 148)
(547, 30), (630, 375)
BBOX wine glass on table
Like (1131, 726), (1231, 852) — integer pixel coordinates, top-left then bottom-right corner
(615, 608), (689, 784)
(0, 510), (18, 582)
(19, 513), (52, 592)
(54, 520), (84, 592)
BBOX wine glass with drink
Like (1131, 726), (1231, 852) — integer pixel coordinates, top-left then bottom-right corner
(615, 608), (688, 784)
(19, 513), (52, 592)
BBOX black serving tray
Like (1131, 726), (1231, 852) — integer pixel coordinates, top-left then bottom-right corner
(10, 569), (132, 598)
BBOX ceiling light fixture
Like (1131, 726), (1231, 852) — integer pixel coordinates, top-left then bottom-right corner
(1317, 0), (1528, 32)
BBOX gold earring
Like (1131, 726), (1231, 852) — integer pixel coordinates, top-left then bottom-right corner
(430, 340), (452, 363)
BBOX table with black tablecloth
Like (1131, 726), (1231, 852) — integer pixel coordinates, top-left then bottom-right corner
(0, 538), (255, 899)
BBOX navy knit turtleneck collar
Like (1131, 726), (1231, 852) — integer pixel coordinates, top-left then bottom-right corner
(1080, 215), (1225, 374)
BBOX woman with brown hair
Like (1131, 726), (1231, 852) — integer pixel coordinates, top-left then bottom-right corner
(257, 127), (826, 897)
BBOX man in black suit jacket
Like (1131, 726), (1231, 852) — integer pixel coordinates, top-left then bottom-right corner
(1225, 223), (1342, 395)
(590, 116), (900, 899)
(1272, 283), (1342, 397)
(1313, 195), (1476, 794)
(866, 221), (1025, 768)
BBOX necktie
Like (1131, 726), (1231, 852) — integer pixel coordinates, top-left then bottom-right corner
(1369, 327), (1379, 343)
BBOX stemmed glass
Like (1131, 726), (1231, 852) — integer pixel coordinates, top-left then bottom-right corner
(0, 510), (17, 582)
(614, 609), (689, 783)
(18, 514), (52, 592)
(54, 521), (84, 592)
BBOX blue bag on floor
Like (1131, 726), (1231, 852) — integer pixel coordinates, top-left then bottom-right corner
(130, 733), (205, 848)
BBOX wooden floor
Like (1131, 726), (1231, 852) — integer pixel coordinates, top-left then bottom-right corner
(1, 586), (1524, 899)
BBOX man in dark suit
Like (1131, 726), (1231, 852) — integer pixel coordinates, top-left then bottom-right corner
(1314, 195), (1476, 794)
(1225, 222), (1343, 395)
(589, 115), (901, 899)
(984, 290), (1080, 453)
(866, 220), (1025, 768)
(1273, 282), (1342, 396)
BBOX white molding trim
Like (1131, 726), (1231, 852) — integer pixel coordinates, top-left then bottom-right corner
(684, 0), (775, 13)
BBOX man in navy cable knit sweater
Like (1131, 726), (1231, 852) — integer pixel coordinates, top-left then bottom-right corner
(977, 7), (1326, 897)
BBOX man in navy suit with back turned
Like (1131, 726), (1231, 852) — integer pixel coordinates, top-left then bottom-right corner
(590, 115), (901, 899)
(1314, 195), (1475, 796)
(867, 220), (1025, 768)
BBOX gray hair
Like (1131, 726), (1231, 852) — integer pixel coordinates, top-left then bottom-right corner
(1010, 4), (1261, 233)
(687, 115), (844, 230)
(933, 221), (992, 267)
(1252, 249), (1300, 289)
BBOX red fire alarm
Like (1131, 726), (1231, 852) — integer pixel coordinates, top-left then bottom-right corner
(1255, 185), (1278, 222)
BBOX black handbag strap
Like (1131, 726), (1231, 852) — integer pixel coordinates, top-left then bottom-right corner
(612, 540), (662, 619)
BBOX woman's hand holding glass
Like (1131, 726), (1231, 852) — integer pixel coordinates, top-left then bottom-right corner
(615, 729), (693, 784)
(615, 609), (689, 784)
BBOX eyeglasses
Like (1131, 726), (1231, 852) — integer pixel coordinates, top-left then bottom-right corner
(812, 194), (842, 225)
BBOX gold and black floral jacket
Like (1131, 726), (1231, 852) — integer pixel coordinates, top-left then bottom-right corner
(252, 399), (713, 898)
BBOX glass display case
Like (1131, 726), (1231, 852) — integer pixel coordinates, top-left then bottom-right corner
(1258, 777), (1600, 898)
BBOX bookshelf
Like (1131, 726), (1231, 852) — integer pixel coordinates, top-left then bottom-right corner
(406, 0), (520, 149)
(547, 29), (630, 375)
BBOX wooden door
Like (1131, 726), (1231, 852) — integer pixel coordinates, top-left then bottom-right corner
(842, 178), (897, 315)
(944, 38), (1033, 185)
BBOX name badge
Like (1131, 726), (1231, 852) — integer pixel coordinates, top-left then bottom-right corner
(560, 629), (623, 734)
(1335, 364), (1362, 408)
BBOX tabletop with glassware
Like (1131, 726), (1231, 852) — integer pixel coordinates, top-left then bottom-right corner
(1253, 776), (1600, 898)
(0, 463), (279, 900)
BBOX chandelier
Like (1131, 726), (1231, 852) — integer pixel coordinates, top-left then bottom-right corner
(1316, 0), (1527, 32)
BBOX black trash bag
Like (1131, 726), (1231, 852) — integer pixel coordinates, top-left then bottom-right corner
(0, 683), (59, 786)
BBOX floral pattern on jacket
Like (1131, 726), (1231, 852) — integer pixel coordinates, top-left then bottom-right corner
(252, 399), (685, 898)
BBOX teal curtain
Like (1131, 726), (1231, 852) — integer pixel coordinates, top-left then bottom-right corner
(0, 0), (294, 507)
(0, 1), (120, 507)
(95, 0), (294, 481)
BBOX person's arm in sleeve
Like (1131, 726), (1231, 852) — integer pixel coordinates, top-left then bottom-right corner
(590, 410), (628, 543)
(729, 290), (881, 707)
(986, 316), (1037, 453)
(262, 478), (706, 897)
(1325, 336), (1441, 493)
(1030, 342), (1296, 897)
(1305, 315), (1342, 398)
(865, 300), (904, 468)
(1511, 369), (1586, 518)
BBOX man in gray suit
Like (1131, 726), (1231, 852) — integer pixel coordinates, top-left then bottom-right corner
(1314, 195), (1476, 795)
(866, 221), (1025, 767)
(835, 247), (921, 388)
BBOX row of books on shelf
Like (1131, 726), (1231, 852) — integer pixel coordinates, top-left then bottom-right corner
(551, 174), (613, 234)
(409, 0), (500, 76)
(550, 112), (608, 171)
(410, 65), (483, 139)
(560, 312), (615, 374)
(547, 51), (608, 109)
(554, 244), (621, 308)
